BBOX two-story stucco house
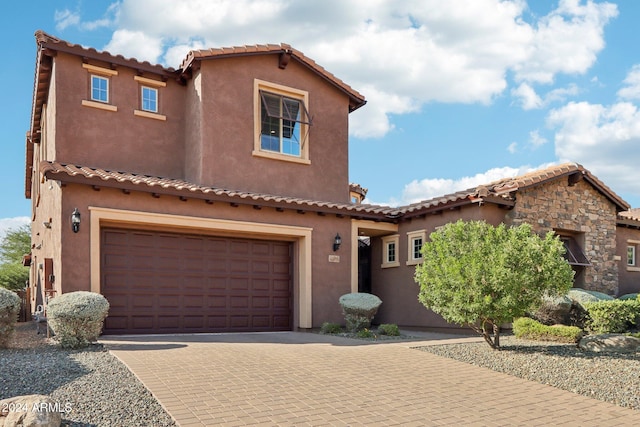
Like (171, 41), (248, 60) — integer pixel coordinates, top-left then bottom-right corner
(25, 31), (640, 334)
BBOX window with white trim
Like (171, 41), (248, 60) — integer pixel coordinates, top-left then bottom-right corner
(381, 235), (400, 268)
(134, 75), (166, 120)
(406, 230), (426, 265)
(628, 245), (636, 267)
(253, 79), (310, 164)
(81, 63), (118, 112)
(91, 75), (109, 103)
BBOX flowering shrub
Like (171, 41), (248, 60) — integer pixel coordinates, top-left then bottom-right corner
(0, 288), (20, 348)
(338, 293), (382, 332)
(47, 291), (109, 349)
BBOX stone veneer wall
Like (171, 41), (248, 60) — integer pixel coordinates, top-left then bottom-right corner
(503, 179), (618, 294)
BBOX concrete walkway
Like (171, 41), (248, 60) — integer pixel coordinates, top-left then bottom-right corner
(101, 331), (640, 426)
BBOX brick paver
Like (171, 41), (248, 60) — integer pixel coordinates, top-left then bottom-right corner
(101, 332), (640, 426)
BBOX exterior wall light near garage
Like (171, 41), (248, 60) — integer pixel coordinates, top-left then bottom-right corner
(71, 208), (81, 233)
(333, 233), (342, 251)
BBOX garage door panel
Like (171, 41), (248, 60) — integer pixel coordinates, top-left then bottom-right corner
(102, 228), (292, 334)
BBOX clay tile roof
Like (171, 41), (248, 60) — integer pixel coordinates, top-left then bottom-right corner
(395, 162), (630, 217)
(40, 161), (397, 220)
(180, 43), (366, 112)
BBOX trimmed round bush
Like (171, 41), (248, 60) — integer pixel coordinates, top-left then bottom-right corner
(47, 291), (109, 349)
(568, 288), (614, 305)
(618, 293), (639, 301)
(0, 288), (21, 348)
(339, 293), (382, 332)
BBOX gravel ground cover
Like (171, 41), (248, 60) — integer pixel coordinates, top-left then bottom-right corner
(0, 322), (176, 427)
(418, 334), (640, 411)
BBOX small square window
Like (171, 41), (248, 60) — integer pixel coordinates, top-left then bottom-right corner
(628, 246), (636, 266)
(91, 75), (109, 103)
(141, 86), (158, 113)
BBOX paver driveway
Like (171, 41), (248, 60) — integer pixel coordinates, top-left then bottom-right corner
(101, 332), (640, 426)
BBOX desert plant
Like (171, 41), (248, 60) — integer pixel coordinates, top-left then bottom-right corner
(47, 291), (109, 349)
(0, 225), (30, 291)
(618, 293), (639, 301)
(512, 317), (583, 343)
(320, 322), (343, 334)
(356, 328), (375, 339)
(415, 220), (574, 349)
(377, 323), (400, 336)
(338, 293), (382, 332)
(583, 299), (640, 334)
(0, 287), (21, 348)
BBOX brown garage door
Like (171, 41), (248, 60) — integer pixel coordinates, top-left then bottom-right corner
(101, 228), (292, 334)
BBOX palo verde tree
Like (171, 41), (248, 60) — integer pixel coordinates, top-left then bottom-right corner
(0, 225), (31, 291)
(415, 220), (574, 349)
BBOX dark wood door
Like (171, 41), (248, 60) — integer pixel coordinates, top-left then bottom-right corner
(101, 228), (292, 334)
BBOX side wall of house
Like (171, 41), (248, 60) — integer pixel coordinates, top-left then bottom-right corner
(371, 203), (507, 328)
(615, 225), (640, 296)
(49, 52), (186, 179)
(184, 56), (351, 203)
(504, 179), (619, 294)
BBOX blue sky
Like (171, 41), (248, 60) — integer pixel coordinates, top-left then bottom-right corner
(2, 0), (640, 237)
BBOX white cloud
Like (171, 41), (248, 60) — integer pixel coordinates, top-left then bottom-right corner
(103, 30), (164, 64)
(548, 101), (640, 201)
(507, 142), (518, 154)
(88, 0), (617, 138)
(618, 64), (640, 101)
(0, 217), (30, 243)
(528, 130), (548, 148)
(54, 9), (80, 31)
(512, 83), (543, 110)
(398, 165), (552, 205)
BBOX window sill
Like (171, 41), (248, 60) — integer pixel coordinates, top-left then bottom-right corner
(134, 109), (166, 121)
(381, 261), (400, 269)
(627, 266), (640, 272)
(82, 100), (117, 112)
(406, 259), (423, 266)
(252, 150), (310, 165)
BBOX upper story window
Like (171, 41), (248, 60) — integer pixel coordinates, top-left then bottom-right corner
(91, 75), (109, 103)
(628, 245), (636, 266)
(406, 230), (426, 266)
(134, 75), (166, 121)
(141, 86), (158, 113)
(82, 63), (118, 112)
(253, 79), (310, 164)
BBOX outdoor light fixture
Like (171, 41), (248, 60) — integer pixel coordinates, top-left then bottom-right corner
(71, 208), (81, 233)
(333, 233), (342, 251)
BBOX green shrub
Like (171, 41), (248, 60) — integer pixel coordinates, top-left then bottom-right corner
(618, 293), (639, 301)
(377, 323), (400, 336)
(0, 288), (21, 348)
(320, 322), (343, 334)
(567, 288), (614, 305)
(583, 299), (640, 334)
(47, 291), (109, 349)
(356, 328), (376, 339)
(512, 317), (583, 343)
(339, 293), (382, 332)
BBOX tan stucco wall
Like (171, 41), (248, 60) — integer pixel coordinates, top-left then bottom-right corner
(184, 56), (351, 203)
(615, 226), (640, 296)
(50, 52), (186, 178)
(49, 182), (353, 328)
(504, 179), (619, 294)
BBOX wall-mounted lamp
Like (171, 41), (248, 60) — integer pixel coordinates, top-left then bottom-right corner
(71, 208), (81, 233)
(42, 221), (51, 229)
(333, 233), (342, 251)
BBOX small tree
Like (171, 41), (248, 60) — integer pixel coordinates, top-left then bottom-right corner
(0, 225), (30, 291)
(415, 220), (574, 349)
